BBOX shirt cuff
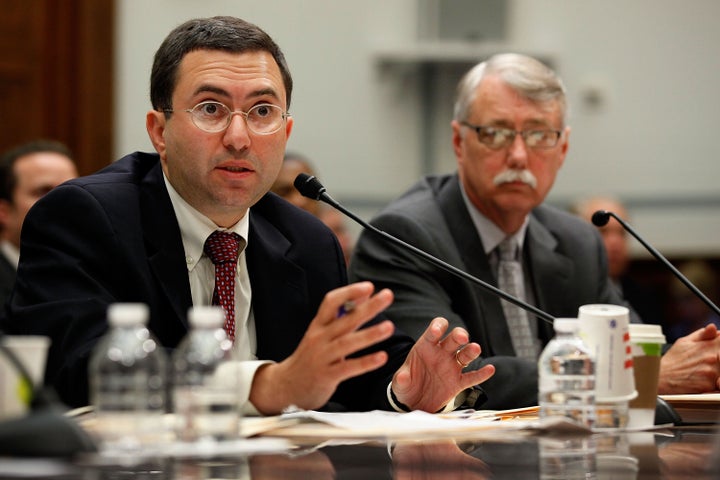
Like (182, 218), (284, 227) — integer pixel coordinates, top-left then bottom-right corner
(215, 359), (274, 416)
(387, 382), (469, 413)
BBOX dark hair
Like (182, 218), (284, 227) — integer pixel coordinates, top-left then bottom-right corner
(150, 16), (293, 112)
(0, 139), (74, 202)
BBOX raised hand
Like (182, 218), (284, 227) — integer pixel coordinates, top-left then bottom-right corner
(391, 317), (495, 412)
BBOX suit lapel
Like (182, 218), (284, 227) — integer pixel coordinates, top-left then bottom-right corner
(246, 206), (309, 360)
(525, 214), (573, 339)
(436, 176), (516, 356)
(139, 162), (193, 331)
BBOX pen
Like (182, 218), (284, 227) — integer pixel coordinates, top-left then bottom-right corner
(337, 300), (356, 318)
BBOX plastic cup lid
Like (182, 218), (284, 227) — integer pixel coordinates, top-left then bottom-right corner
(628, 323), (666, 344)
(553, 317), (580, 333)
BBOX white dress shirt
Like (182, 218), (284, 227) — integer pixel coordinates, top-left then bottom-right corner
(459, 183), (540, 344)
(0, 240), (20, 269)
(164, 174), (270, 415)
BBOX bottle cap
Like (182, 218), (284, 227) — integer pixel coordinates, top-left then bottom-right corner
(107, 303), (149, 327)
(553, 317), (580, 333)
(188, 306), (225, 329)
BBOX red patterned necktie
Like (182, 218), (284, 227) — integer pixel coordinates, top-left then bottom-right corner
(203, 231), (245, 341)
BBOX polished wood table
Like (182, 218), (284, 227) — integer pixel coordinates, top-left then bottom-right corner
(10, 424), (713, 479)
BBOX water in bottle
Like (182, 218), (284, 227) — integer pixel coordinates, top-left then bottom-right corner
(539, 435), (597, 480)
(88, 303), (168, 452)
(538, 318), (595, 428)
(172, 306), (241, 442)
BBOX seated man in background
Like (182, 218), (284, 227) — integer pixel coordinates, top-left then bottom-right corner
(1, 16), (493, 415)
(272, 151), (354, 264)
(349, 53), (720, 408)
(0, 139), (78, 304)
(573, 196), (720, 394)
(667, 259), (720, 342)
(271, 151), (322, 216)
(571, 196), (664, 326)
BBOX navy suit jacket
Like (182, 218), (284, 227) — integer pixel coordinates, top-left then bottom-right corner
(2, 152), (411, 409)
(349, 173), (634, 409)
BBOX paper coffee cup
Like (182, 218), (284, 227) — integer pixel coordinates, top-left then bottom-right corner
(627, 324), (665, 429)
(0, 335), (50, 419)
(578, 304), (637, 403)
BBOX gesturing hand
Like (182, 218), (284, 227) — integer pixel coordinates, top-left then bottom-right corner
(250, 282), (395, 414)
(659, 323), (720, 394)
(391, 317), (495, 412)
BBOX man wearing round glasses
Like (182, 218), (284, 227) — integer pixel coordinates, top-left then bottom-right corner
(3, 16), (494, 415)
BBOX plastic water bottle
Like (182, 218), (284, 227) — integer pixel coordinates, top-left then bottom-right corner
(538, 318), (596, 428)
(172, 306), (241, 442)
(88, 303), (168, 451)
(539, 435), (597, 480)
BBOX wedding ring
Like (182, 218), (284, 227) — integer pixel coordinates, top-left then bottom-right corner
(455, 347), (469, 368)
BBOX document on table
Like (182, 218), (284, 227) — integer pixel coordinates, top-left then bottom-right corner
(252, 408), (590, 440)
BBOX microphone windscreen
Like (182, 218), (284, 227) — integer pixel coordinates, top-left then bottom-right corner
(294, 173), (325, 200)
(591, 210), (611, 227)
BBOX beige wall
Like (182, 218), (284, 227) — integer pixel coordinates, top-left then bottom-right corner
(115, 0), (720, 256)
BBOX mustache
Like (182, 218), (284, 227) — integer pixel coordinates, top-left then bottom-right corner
(493, 169), (537, 189)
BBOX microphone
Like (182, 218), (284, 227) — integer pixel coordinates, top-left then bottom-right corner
(592, 209), (720, 318)
(294, 173), (555, 324)
(0, 333), (97, 457)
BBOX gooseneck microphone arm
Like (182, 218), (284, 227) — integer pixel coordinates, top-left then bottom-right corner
(592, 209), (720, 318)
(294, 173), (555, 324)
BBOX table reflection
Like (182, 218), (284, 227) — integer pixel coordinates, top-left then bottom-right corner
(57, 426), (720, 480)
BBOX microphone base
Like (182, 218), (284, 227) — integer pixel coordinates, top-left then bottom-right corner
(0, 408), (97, 457)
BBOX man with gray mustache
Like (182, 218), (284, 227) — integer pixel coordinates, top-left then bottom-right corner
(351, 53), (720, 408)
(348, 53), (632, 409)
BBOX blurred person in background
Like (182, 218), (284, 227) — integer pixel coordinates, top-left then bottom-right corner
(271, 151), (320, 216)
(0, 139), (78, 303)
(571, 196), (664, 326)
(666, 260), (720, 342)
(271, 151), (354, 264)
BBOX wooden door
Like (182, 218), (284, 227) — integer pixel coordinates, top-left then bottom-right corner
(0, 0), (114, 175)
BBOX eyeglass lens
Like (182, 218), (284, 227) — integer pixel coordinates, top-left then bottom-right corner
(189, 102), (285, 134)
(475, 126), (559, 149)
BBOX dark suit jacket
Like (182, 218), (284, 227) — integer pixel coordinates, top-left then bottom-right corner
(349, 173), (633, 409)
(1, 152), (411, 410)
(0, 252), (16, 308)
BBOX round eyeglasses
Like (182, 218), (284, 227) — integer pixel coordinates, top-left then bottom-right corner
(461, 121), (562, 150)
(163, 101), (289, 135)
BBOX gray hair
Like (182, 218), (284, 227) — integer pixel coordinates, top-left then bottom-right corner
(453, 53), (567, 125)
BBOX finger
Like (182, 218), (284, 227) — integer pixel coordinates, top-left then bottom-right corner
(329, 350), (389, 382)
(330, 319), (395, 362)
(419, 317), (449, 345)
(461, 363), (496, 388)
(439, 326), (471, 355)
(315, 282), (376, 326)
(694, 324), (719, 341)
(324, 289), (394, 340)
(455, 342), (481, 367)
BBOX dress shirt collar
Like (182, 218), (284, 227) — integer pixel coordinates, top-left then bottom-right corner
(0, 240), (19, 269)
(458, 179), (529, 255)
(163, 173), (250, 271)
